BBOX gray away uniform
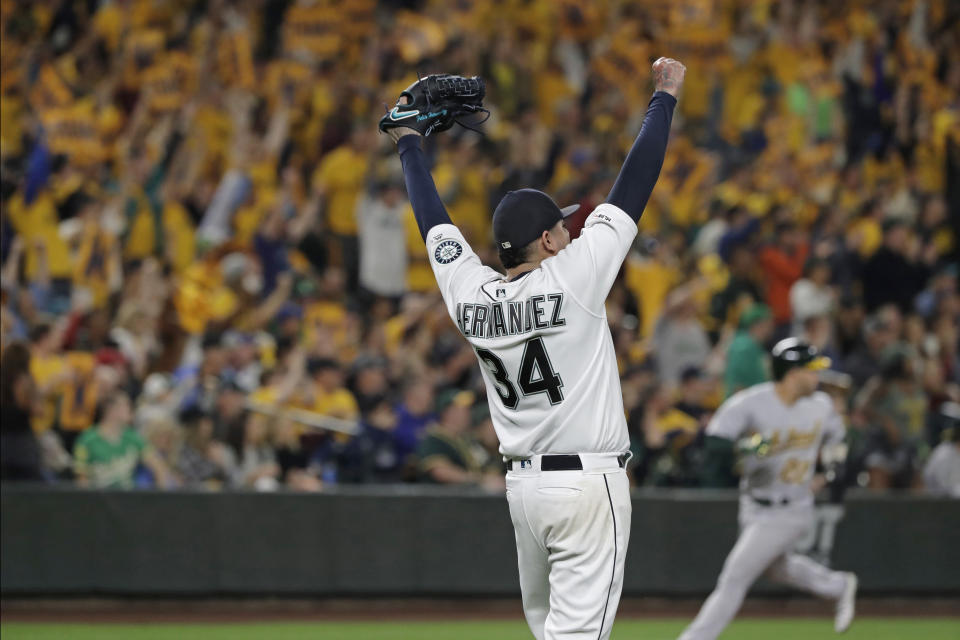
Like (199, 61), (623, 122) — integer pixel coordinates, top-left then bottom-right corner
(679, 382), (850, 640)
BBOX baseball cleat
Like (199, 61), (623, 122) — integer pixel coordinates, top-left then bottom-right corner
(834, 572), (857, 633)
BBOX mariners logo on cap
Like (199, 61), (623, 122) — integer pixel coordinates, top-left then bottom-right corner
(434, 239), (463, 265)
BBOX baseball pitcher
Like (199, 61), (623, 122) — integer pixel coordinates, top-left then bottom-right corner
(380, 59), (684, 639)
(678, 338), (858, 640)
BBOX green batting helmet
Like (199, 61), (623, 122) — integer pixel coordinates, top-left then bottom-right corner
(771, 338), (832, 381)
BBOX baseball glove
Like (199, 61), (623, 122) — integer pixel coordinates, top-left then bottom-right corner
(378, 74), (488, 137)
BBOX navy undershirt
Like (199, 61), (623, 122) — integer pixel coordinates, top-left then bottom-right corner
(605, 91), (677, 222)
(397, 135), (452, 241)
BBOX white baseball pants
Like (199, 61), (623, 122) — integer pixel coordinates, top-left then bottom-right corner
(677, 506), (848, 640)
(506, 454), (632, 640)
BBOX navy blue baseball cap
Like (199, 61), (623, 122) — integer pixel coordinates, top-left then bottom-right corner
(493, 189), (580, 250)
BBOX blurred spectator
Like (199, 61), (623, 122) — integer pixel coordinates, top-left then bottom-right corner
(915, 265), (958, 320)
(759, 221), (809, 332)
(135, 374), (171, 428)
(833, 296), (866, 360)
(111, 306), (159, 380)
(340, 397), (403, 483)
(923, 405), (960, 498)
(0, 342), (43, 481)
(931, 311), (959, 387)
(723, 304), (773, 398)
(625, 237), (682, 340)
(221, 332), (263, 392)
(313, 130), (374, 294)
(305, 357), (359, 420)
(394, 379), (436, 463)
(237, 412), (280, 491)
(789, 258), (835, 332)
(861, 220), (934, 313)
(74, 391), (170, 489)
(799, 310), (834, 353)
(623, 361), (659, 477)
(177, 407), (238, 490)
(811, 206), (858, 292)
(28, 322), (71, 439)
(711, 240), (764, 331)
(273, 417), (322, 492)
(856, 353), (927, 489)
(357, 176), (408, 308)
(212, 379), (248, 445)
(841, 310), (899, 389)
(141, 416), (182, 488)
(416, 390), (500, 489)
(635, 383), (703, 488)
(472, 413), (506, 488)
(691, 202), (732, 258)
(652, 286), (711, 387)
(716, 207), (759, 266)
(675, 366), (715, 426)
(349, 357), (391, 416)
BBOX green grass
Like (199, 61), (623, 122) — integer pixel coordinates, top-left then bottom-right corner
(2, 619), (958, 640)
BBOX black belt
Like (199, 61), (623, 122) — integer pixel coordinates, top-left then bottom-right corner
(750, 495), (791, 507)
(507, 454), (628, 471)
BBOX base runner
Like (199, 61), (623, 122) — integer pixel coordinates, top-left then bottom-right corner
(678, 338), (858, 639)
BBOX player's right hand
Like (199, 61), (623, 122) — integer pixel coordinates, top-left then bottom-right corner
(652, 57), (686, 99)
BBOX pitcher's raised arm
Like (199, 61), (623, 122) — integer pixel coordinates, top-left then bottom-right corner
(605, 57), (685, 222)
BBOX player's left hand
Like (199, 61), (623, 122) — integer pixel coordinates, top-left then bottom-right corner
(378, 74), (487, 138)
(652, 57), (686, 99)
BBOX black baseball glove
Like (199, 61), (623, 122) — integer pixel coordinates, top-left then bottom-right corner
(378, 74), (488, 137)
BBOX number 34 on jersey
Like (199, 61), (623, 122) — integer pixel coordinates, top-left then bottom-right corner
(477, 337), (564, 410)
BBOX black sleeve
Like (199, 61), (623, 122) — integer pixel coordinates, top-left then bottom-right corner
(397, 134), (453, 241)
(606, 91), (677, 222)
(699, 434), (739, 488)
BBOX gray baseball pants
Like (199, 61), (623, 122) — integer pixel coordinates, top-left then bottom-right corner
(677, 505), (847, 640)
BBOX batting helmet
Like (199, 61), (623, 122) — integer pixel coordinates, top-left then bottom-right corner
(771, 338), (832, 381)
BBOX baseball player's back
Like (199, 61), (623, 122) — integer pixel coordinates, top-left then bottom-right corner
(425, 202), (636, 457)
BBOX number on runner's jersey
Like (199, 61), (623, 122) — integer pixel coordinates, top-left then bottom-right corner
(779, 458), (811, 484)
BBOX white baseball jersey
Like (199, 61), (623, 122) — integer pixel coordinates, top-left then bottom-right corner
(425, 202), (636, 458)
(707, 382), (845, 507)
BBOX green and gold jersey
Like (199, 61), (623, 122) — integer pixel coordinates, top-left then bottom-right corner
(74, 426), (148, 489)
(416, 428), (480, 482)
(707, 383), (845, 507)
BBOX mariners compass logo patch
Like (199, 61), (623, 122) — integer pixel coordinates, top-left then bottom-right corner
(434, 239), (463, 264)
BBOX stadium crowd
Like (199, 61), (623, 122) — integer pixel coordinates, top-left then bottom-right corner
(1, 0), (958, 496)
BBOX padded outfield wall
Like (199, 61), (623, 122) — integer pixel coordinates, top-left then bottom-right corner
(2, 486), (957, 596)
